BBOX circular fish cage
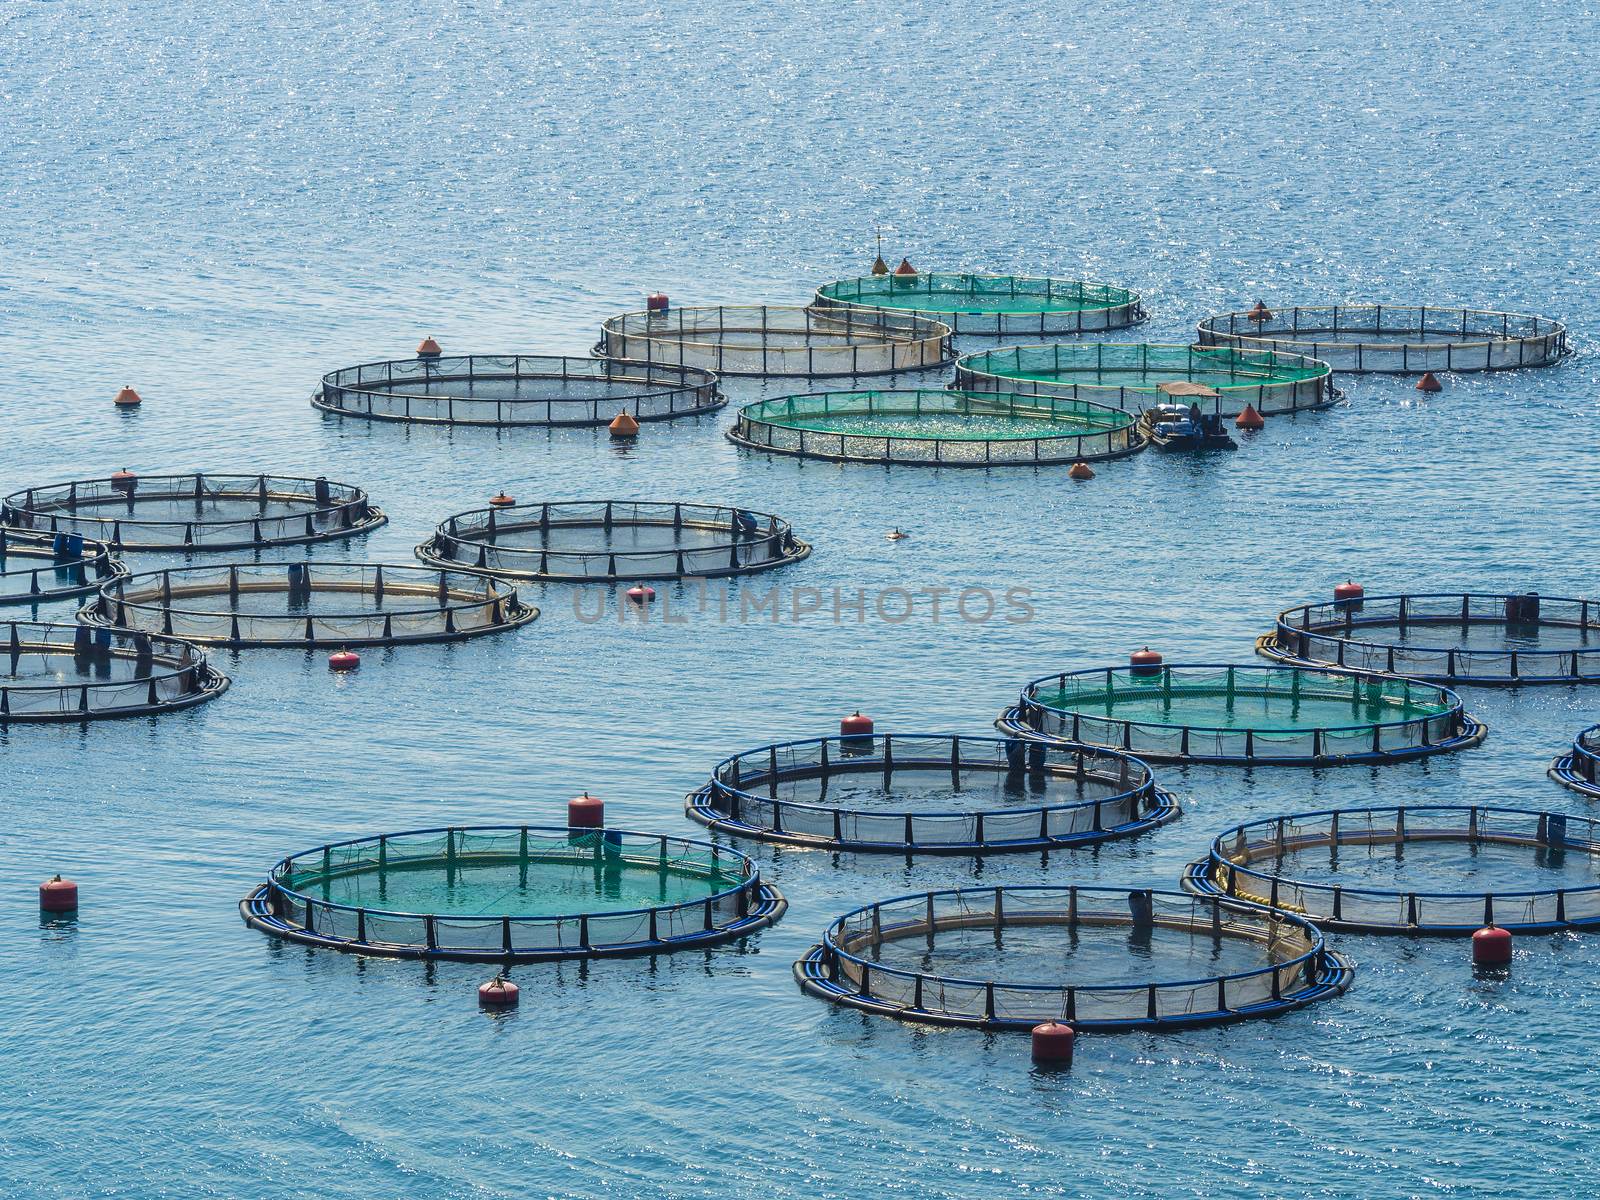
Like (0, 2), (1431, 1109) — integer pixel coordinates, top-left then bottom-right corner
(239, 825), (787, 962)
(1182, 806), (1600, 935)
(313, 354), (725, 426)
(813, 273), (1144, 337)
(726, 389), (1144, 467)
(954, 342), (1339, 417)
(0, 620), (227, 723)
(997, 663), (1485, 767)
(594, 304), (953, 377)
(0, 528), (128, 607)
(416, 500), (810, 583)
(685, 733), (1177, 854)
(1549, 725), (1600, 800)
(2, 473), (386, 553)
(1258, 591), (1600, 686)
(1196, 304), (1569, 373)
(80, 562), (537, 648)
(793, 885), (1351, 1031)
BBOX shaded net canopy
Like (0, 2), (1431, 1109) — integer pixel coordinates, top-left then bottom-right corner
(0, 528), (125, 604)
(2, 473), (383, 551)
(800, 886), (1343, 1029)
(731, 389), (1140, 466)
(260, 827), (767, 957)
(85, 562), (534, 646)
(1266, 593), (1600, 683)
(596, 305), (952, 377)
(0, 620), (222, 720)
(955, 342), (1336, 417)
(1197, 304), (1569, 372)
(315, 354), (723, 426)
(694, 733), (1171, 851)
(1013, 664), (1467, 762)
(814, 273), (1143, 335)
(1192, 806), (1600, 932)
(420, 500), (807, 581)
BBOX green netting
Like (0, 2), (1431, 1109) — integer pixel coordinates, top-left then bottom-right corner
(955, 342), (1338, 417)
(1041, 666), (1451, 733)
(747, 390), (1129, 439)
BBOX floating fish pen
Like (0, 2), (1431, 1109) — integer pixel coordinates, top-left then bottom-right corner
(1549, 725), (1600, 800)
(685, 734), (1177, 854)
(954, 342), (1338, 417)
(240, 826), (787, 962)
(313, 354), (724, 426)
(0, 620), (227, 723)
(793, 885), (1351, 1031)
(2, 473), (386, 552)
(726, 389), (1143, 467)
(1196, 304), (1569, 373)
(416, 500), (810, 583)
(813, 273), (1144, 337)
(0, 529), (127, 606)
(1182, 806), (1600, 934)
(997, 663), (1485, 766)
(80, 563), (536, 648)
(1258, 591), (1600, 686)
(594, 305), (953, 377)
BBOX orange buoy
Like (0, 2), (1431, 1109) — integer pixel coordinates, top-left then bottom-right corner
(646, 292), (670, 313)
(478, 976), (520, 1007)
(1235, 403), (1265, 431)
(609, 411), (640, 439)
(113, 386), (142, 408)
(328, 649), (361, 671)
(417, 336), (442, 360)
(39, 875), (78, 913)
(870, 255), (889, 276)
(894, 257), (918, 276)
(1247, 300), (1272, 323)
(1472, 925), (1512, 967)
(1068, 461), (1094, 481)
(568, 792), (604, 828)
(1416, 371), (1443, 393)
(1129, 647), (1163, 677)
(1031, 1021), (1075, 1065)
(625, 585), (656, 603)
(489, 492), (516, 508)
(110, 468), (138, 493)
(885, 528), (908, 541)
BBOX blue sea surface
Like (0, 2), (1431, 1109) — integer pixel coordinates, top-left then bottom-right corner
(1, 1), (1597, 1196)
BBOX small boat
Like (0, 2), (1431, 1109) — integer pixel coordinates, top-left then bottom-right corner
(1138, 383), (1237, 452)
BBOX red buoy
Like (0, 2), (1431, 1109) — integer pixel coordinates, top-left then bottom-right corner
(478, 976), (520, 1007)
(1247, 300), (1273, 323)
(568, 792), (604, 828)
(646, 292), (670, 313)
(625, 585), (656, 604)
(328, 649), (361, 671)
(1031, 1021), (1075, 1065)
(894, 257), (918, 276)
(1129, 647), (1163, 677)
(1068, 461), (1094, 481)
(1416, 371), (1443, 393)
(110, 468), (138, 493)
(1333, 580), (1365, 612)
(870, 255), (889, 276)
(417, 336), (442, 360)
(840, 710), (874, 738)
(1235, 403), (1265, 431)
(1472, 925), (1512, 967)
(39, 875), (78, 913)
(114, 386), (142, 408)
(489, 492), (515, 508)
(609, 411), (640, 439)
